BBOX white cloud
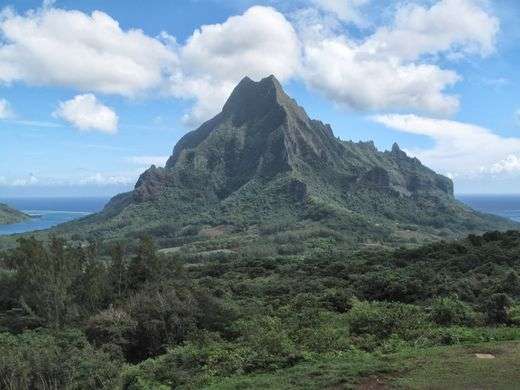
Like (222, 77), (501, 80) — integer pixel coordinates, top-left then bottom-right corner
(128, 155), (169, 166)
(168, 6), (301, 125)
(11, 173), (39, 186)
(372, 114), (520, 178)
(0, 6), (177, 96)
(77, 172), (135, 186)
(0, 171), (138, 187)
(298, 0), (498, 115)
(0, 2), (501, 127)
(487, 155), (520, 174)
(0, 97), (11, 118)
(301, 36), (460, 114)
(363, 0), (499, 61)
(311, 0), (371, 26)
(53, 94), (118, 133)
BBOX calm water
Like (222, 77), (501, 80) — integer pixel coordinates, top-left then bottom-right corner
(458, 194), (520, 222)
(0, 197), (109, 236)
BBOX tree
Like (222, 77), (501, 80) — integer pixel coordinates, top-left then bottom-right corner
(429, 296), (475, 326)
(484, 293), (512, 324)
(128, 236), (160, 289)
(502, 270), (520, 296)
(13, 237), (78, 327)
(109, 243), (128, 300)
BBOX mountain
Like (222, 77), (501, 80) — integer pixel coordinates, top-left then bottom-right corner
(0, 203), (28, 225)
(61, 75), (516, 249)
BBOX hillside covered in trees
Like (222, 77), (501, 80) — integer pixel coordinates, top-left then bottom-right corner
(3, 230), (520, 388)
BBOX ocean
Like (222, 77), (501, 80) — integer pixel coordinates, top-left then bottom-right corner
(0, 195), (519, 236)
(0, 197), (109, 236)
(457, 195), (520, 223)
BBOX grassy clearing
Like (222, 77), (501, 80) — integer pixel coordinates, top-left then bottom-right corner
(205, 350), (394, 390)
(392, 341), (520, 390)
(205, 341), (520, 390)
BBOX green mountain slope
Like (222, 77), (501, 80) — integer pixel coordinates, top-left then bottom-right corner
(0, 203), (28, 225)
(60, 75), (516, 247)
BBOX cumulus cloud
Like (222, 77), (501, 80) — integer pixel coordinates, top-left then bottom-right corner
(372, 114), (520, 177)
(299, 0), (498, 115)
(363, 0), (499, 61)
(487, 155), (520, 174)
(168, 6), (301, 125)
(0, 1), (501, 126)
(0, 6), (176, 96)
(0, 97), (12, 118)
(53, 94), (118, 133)
(171, 1), (493, 124)
(301, 36), (460, 114)
(128, 156), (169, 166)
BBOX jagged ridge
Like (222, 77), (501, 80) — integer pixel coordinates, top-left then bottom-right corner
(61, 75), (517, 245)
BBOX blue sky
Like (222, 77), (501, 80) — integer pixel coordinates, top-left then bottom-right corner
(0, 0), (519, 197)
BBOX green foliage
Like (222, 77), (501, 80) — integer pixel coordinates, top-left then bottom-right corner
(483, 293), (513, 324)
(234, 315), (300, 371)
(429, 296), (477, 326)
(3, 231), (520, 387)
(86, 307), (137, 358)
(128, 236), (161, 289)
(347, 300), (428, 340)
(0, 329), (121, 389)
(508, 304), (520, 325)
(11, 237), (80, 327)
(121, 334), (251, 389)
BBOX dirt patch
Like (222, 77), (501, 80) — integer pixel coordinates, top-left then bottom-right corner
(199, 225), (231, 238)
(158, 246), (182, 255)
(475, 353), (495, 359)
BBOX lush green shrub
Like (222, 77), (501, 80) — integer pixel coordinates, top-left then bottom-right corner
(429, 296), (477, 326)
(125, 285), (199, 361)
(234, 315), (301, 371)
(121, 332), (255, 388)
(347, 300), (429, 340)
(483, 293), (512, 324)
(508, 303), (520, 325)
(0, 329), (121, 389)
(86, 307), (138, 358)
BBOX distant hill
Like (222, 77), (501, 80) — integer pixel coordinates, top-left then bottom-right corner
(0, 203), (28, 225)
(60, 75), (517, 248)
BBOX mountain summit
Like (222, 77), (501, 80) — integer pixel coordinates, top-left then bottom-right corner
(65, 76), (515, 247)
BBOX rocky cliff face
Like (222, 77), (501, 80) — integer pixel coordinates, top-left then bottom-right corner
(65, 75), (515, 243)
(135, 75), (452, 203)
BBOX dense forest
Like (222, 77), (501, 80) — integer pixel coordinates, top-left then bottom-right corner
(2, 230), (520, 388)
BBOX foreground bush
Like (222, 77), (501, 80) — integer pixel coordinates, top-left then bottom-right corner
(348, 300), (429, 340)
(429, 296), (477, 326)
(0, 329), (121, 389)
